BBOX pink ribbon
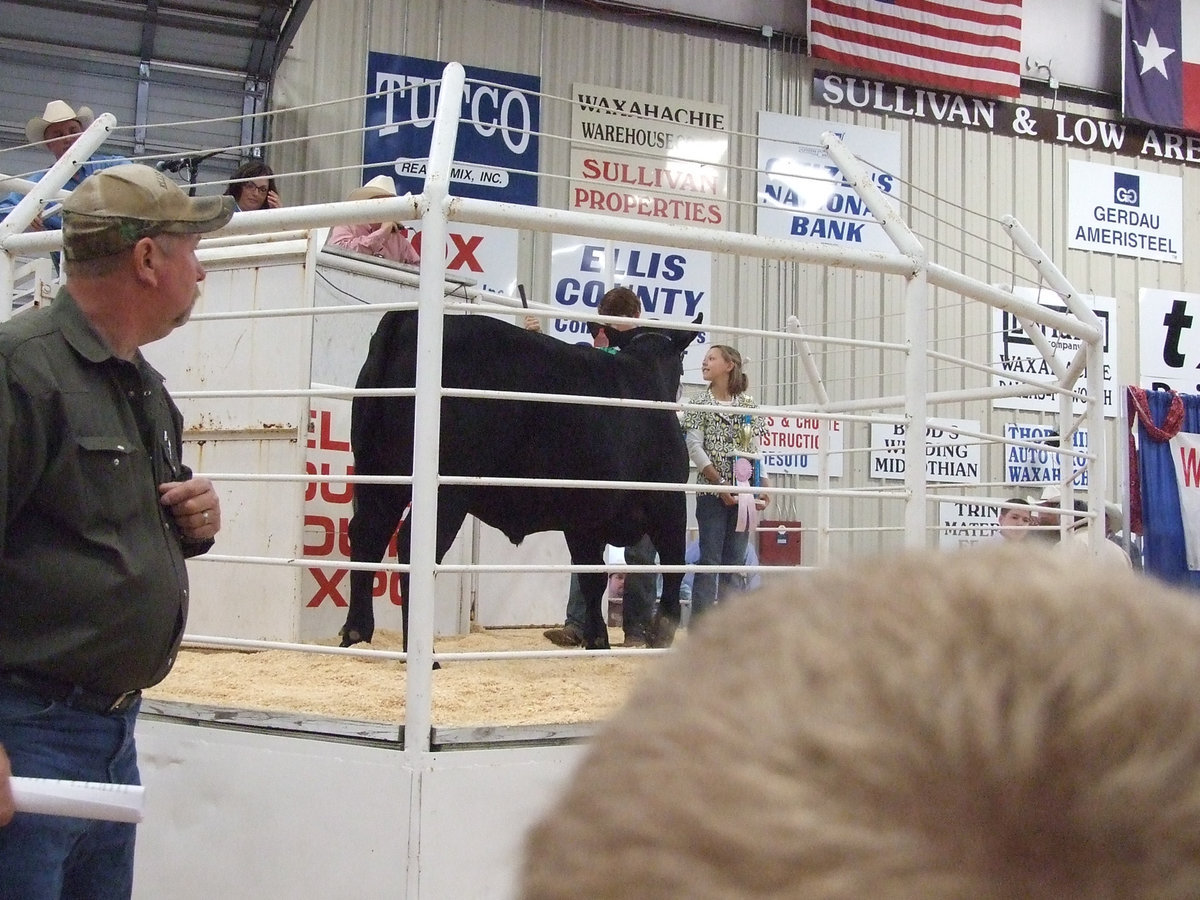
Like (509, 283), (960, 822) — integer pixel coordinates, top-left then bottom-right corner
(733, 457), (757, 533)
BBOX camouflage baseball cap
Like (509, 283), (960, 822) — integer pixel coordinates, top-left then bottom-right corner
(62, 163), (234, 261)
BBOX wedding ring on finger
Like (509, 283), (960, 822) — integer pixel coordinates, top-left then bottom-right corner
(202, 510), (210, 523)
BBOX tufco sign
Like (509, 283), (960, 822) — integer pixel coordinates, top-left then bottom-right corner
(812, 72), (1200, 168)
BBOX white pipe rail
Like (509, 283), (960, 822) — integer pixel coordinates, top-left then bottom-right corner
(0, 174), (70, 201)
(0, 114), (117, 241)
(1002, 215), (1106, 549)
(785, 314), (830, 407)
(0, 114), (119, 319)
(823, 133), (931, 549)
(0, 62), (1112, 746)
(405, 61), (466, 764)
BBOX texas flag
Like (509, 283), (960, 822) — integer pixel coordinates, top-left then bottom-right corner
(1123, 0), (1200, 132)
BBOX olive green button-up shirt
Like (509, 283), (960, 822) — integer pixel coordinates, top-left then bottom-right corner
(0, 288), (211, 694)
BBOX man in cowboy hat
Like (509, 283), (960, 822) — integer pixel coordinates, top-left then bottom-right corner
(0, 164), (230, 896)
(0, 99), (127, 233)
(1036, 484), (1132, 569)
(325, 174), (420, 263)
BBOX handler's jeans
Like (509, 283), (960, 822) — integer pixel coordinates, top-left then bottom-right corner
(0, 681), (141, 900)
(691, 493), (750, 620)
(564, 534), (657, 640)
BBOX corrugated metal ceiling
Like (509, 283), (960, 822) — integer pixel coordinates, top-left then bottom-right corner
(0, 1), (800, 83)
(0, 0), (312, 80)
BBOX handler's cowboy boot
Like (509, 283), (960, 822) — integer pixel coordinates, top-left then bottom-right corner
(543, 622), (585, 647)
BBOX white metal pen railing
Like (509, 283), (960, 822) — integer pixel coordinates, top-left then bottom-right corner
(0, 62), (1107, 748)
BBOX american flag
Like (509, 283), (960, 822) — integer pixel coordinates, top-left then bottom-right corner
(808, 0), (1024, 99)
(1123, 0), (1200, 132)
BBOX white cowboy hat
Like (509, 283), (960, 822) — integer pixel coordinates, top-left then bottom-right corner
(1039, 484), (1062, 504)
(348, 175), (397, 202)
(26, 100), (94, 144)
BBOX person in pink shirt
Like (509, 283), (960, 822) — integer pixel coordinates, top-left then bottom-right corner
(326, 175), (419, 264)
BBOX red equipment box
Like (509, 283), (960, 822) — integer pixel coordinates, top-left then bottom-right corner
(758, 519), (802, 566)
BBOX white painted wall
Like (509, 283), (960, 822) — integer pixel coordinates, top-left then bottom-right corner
(143, 237), (585, 642)
(133, 719), (584, 898)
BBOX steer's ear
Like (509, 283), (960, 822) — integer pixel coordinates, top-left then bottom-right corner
(674, 313), (703, 351)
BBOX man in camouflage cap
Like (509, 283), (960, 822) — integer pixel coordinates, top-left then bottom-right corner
(0, 164), (232, 897)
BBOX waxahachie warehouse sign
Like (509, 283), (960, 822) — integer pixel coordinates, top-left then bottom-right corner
(812, 72), (1200, 169)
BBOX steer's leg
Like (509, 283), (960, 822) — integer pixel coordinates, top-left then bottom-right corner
(646, 491), (687, 648)
(399, 491), (472, 667)
(565, 531), (610, 650)
(343, 485), (409, 647)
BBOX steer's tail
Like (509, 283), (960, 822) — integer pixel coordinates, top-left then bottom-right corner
(351, 309), (419, 466)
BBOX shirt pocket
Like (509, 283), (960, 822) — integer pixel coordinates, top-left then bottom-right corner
(76, 435), (143, 525)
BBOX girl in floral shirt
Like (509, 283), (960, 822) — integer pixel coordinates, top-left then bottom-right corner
(683, 344), (769, 620)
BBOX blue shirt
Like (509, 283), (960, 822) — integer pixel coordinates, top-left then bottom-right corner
(679, 539), (761, 598)
(0, 153), (127, 231)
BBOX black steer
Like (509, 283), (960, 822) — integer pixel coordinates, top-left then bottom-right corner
(341, 309), (700, 652)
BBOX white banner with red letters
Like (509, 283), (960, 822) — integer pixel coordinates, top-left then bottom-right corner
(759, 414), (844, 478)
(570, 83), (729, 228)
(1168, 431), (1200, 570)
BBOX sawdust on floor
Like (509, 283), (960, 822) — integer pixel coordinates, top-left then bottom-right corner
(144, 628), (662, 727)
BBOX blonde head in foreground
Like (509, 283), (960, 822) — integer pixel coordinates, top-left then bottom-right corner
(521, 546), (1200, 900)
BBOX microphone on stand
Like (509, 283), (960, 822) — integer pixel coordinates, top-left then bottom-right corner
(155, 158), (188, 173)
(153, 151), (224, 196)
(185, 150), (224, 167)
(155, 150), (223, 174)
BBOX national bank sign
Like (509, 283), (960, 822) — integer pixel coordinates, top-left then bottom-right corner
(1067, 159), (1182, 264)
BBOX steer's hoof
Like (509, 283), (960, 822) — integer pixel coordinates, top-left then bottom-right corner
(398, 657), (441, 670)
(647, 614), (678, 649)
(583, 631), (611, 651)
(339, 628), (363, 648)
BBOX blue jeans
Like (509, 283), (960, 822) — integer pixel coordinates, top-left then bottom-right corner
(0, 681), (141, 900)
(565, 535), (656, 640)
(691, 493), (751, 619)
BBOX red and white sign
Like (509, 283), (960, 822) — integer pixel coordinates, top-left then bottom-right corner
(406, 223), (519, 297)
(759, 414), (844, 478)
(1169, 431), (1200, 570)
(301, 401), (406, 636)
(570, 83), (729, 228)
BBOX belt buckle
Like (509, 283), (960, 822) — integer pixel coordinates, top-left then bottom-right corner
(106, 691), (136, 713)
